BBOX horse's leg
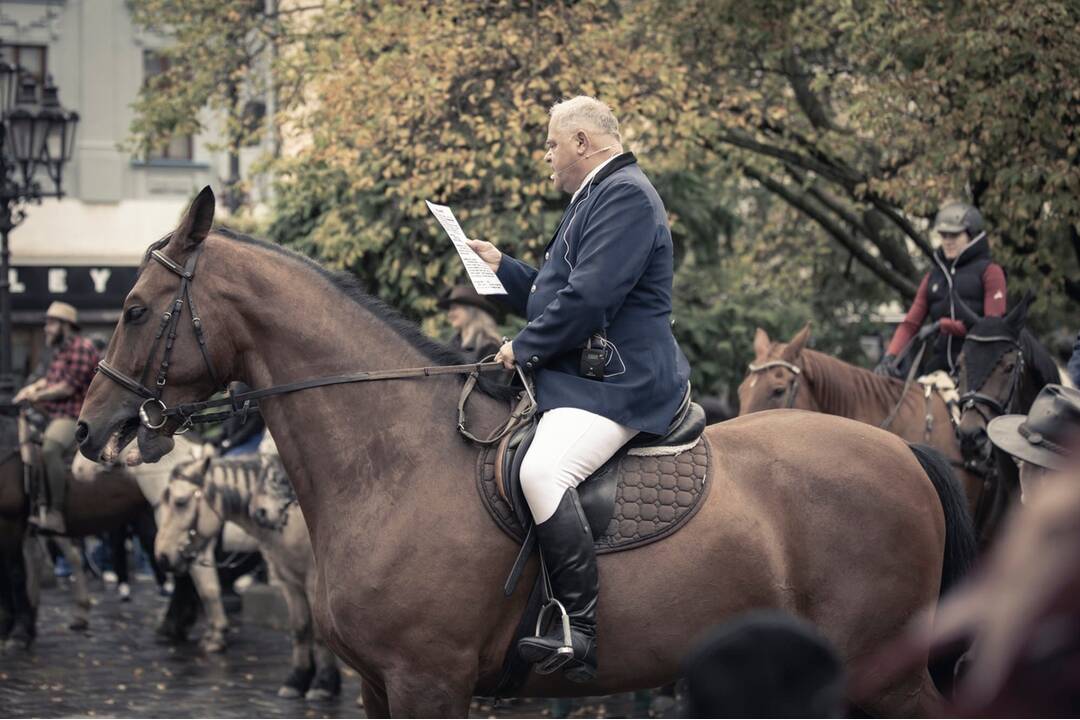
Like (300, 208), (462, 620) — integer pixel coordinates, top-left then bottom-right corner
(275, 569), (316, 699)
(133, 508), (167, 588)
(383, 667), (476, 717)
(307, 638), (342, 701)
(158, 573), (198, 643)
(190, 542), (228, 653)
(303, 571), (341, 700)
(54, 537), (90, 631)
(358, 677), (390, 718)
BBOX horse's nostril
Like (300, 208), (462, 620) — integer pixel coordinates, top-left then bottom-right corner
(75, 422), (89, 446)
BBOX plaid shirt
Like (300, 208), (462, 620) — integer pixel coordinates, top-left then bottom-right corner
(41, 334), (100, 420)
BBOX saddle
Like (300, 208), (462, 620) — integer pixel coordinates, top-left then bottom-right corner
(478, 385), (711, 593)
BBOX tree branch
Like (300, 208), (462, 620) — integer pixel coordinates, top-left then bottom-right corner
(743, 165), (917, 299)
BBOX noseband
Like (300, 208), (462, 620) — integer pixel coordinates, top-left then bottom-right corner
(97, 246), (226, 432)
(747, 359), (802, 409)
(958, 334), (1025, 423)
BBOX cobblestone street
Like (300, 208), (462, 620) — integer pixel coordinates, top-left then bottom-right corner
(0, 577), (667, 718)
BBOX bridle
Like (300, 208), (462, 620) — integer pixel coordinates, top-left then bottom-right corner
(169, 480), (223, 567)
(958, 334), (1025, 425)
(97, 246), (225, 433)
(94, 243), (533, 444)
(747, 359), (802, 410)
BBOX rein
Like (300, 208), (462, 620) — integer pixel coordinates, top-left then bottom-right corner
(747, 359), (801, 409)
(97, 246), (535, 445)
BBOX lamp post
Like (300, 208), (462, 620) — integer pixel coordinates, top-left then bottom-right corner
(0, 58), (80, 397)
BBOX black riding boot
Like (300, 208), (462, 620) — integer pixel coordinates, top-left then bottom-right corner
(517, 489), (598, 682)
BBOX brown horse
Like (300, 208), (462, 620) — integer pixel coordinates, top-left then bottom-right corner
(76, 188), (973, 716)
(0, 412), (165, 643)
(738, 326), (983, 513)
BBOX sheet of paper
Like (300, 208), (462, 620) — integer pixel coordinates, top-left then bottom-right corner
(426, 200), (507, 295)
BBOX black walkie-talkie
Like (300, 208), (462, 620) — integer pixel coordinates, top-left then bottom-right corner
(580, 333), (607, 381)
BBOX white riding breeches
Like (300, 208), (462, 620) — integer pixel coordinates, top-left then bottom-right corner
(519, 407), (638, 524)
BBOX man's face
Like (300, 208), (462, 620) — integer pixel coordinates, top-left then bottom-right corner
(544, 120), (580, 194)
(938, 230), (971, 260)
(44, 318), (67, 347)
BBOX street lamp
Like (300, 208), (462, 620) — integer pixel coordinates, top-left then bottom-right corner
(0, 59), (80, 396)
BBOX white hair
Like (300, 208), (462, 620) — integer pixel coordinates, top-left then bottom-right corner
(549, 95), (621, 142)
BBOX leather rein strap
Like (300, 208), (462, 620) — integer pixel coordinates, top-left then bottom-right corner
(747, 359), (801, 409)
(96, 247), (534, 445)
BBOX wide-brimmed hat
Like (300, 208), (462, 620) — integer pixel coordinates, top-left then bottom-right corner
(437, 285), (504, 321)
(988, 384), (1080, 470)
(44, 301), (79, 329)
(933, 201), (984, 236)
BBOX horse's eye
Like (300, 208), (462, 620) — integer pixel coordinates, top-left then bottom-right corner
(124, 306), (148, 324)
(174, 496), (189, 509)
(1004, 362), (1016, 372)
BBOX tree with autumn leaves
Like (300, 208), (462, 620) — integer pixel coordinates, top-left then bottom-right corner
(129, 0), (1080, 396)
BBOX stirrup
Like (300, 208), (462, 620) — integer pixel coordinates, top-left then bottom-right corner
(532, 598), (575, 675)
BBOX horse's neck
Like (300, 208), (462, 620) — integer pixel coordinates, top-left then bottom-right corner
(801, 350), (906, 422)
(215, 239), (503, 544)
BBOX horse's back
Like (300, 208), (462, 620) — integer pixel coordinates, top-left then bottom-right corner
(66, 466), (149, 536)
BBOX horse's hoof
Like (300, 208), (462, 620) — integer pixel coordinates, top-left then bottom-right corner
(200, 638), (227, 654)
(280, 666), (315, 697)
(306, 667), (342, 701)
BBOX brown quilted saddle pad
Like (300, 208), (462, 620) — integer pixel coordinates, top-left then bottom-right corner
(476, 438), (712, 554)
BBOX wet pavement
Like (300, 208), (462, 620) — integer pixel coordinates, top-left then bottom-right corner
(0, 576), (671, 718)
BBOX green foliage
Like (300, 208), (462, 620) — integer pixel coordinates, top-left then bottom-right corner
(133, 0), (1080, 393)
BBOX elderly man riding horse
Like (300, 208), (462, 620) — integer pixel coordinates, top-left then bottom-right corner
(468, 95), (691, 681)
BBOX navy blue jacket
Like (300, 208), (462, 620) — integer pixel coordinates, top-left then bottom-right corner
(496, 153), (691, 435)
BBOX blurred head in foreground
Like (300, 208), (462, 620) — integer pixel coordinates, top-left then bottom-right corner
(682, 610), (846, 718)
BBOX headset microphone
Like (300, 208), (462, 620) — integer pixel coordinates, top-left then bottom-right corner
(549, 145), (615, 181)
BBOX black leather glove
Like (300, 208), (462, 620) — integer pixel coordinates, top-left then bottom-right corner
(874, 354), (900, 377)
(917, 320), (941, 342)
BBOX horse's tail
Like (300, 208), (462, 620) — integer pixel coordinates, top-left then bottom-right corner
(908, 443), (976, 596)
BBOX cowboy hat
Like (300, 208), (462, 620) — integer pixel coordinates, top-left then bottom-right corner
(44, 301), (80, 329)
(988, 384), (1080, 470)
(437, 284), (504, 322)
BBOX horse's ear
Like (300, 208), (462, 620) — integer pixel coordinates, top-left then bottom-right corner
(169, 186), (216, 254)
(782, 323), (811, 362)
(954, 295), (980, 327)
(753, 328), (771, 360)
(1005, 290), (1035, 333)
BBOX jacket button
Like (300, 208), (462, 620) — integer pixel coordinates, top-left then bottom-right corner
(531, 355), (539, 363)
(530, 284), (537, 293)
(525, 361), (534, 369)
(545, 252), (550, 260)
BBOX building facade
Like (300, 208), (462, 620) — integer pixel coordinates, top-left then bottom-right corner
(1, 0), (271, 378)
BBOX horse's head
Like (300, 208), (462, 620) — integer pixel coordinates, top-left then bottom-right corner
(76, 187), (235, 465)
(738, 324), (812, 415)
(250, 455), (295, 530)
(956, 294), (1034, 467)
(154, 454), (218, 574)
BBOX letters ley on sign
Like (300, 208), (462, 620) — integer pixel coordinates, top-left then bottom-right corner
(10, 266), (139, 312)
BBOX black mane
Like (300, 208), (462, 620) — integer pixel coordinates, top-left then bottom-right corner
(1020, 328), (1062, 388)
